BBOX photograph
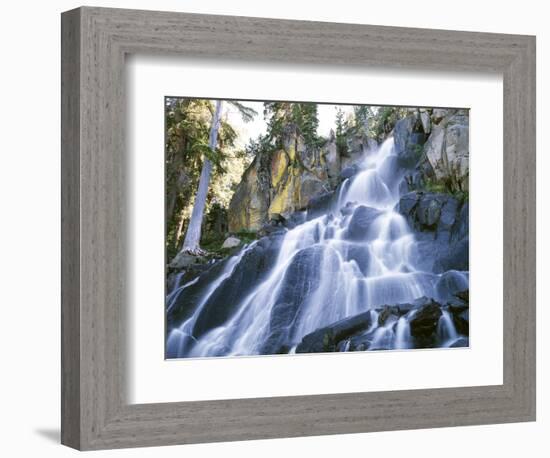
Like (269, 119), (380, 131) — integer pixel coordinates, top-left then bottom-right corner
(165, 98), (470, 359)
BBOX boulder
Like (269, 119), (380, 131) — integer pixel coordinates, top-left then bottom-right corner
(398, 191), (463, 239)
(409, 301), (443, 340)
(340, 202), (356, 217)
(221, 236), (241, 249)
(417, 193), (443, 227)
(295, 309), (374, 353)
(398, 191), (420, 216)
(346, 205), (383, 240)
(435, 271), (469, 303)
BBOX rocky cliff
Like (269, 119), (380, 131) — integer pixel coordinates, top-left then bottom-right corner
(228, 107), (469, 234)
(228, 131), (335, 232)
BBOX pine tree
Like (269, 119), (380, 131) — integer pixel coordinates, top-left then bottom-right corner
(178, 100), (257, 255)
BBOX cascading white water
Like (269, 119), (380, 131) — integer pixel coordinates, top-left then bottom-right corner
(168, 137), (465, 357)
(166, 244), (256, 357)
(437, 309), (459, 346)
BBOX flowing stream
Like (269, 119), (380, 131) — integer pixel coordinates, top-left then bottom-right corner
(167, 138), (467, 358)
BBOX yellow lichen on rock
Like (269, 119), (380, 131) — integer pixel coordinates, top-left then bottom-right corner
(270, 149), (288, 188)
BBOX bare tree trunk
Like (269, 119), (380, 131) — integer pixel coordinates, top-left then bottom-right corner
(180, 100), (223, 253)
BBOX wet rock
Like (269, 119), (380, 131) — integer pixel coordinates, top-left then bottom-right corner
(192, 240), (281, 338)
(340, 164), (360, 180)
(455, 289), (469, 303)
(346, 245), (372, 276)
(340, 202), (356, 217)
(450, 337), (469, 348)
(270, 213), (287, 225)
(260, 302), (296, 354)
(286, 211), (307, 228)
(306, 192), (334, 220)
(448, 302), (468, 315)
(295, 310), (374, 353)
(435, 271), (469, 303)
(452, 312), (469, 336)
(377, 306), (400, 326)
(433, 237), (469, 273)
(261, 246), (326, 353)
(398, 191), (420, 216)
(398, 191), (463, 241)
(336, 340), (351, 351)
(409, 301), (443, 340)
(417, 194), (443, 227)
(346, 205), (383, 240)
(258, 224), (286, 237)
(166, 263), (211, 294)
(452, 202), (469, 242)
(258, 213), (289, 236)
(348, 332), (376, 351)
(166, 257), (233, 330)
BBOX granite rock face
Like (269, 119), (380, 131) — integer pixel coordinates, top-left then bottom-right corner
(228, 127), (376, 232)
(423, 109), (469, 191)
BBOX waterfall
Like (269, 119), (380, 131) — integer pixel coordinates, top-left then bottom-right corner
(166, 275), (198, 313)
(437, 309), (459, 347)
(168, 137), (468, 358)
(394, 316), (412, 350)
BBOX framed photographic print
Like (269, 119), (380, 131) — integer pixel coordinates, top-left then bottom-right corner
(61, 6), (536, 450)
(164, 98), (471, 359)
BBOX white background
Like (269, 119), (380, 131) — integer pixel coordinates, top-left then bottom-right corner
(0, 1), (546, 457)
(129, 57), (503, 403)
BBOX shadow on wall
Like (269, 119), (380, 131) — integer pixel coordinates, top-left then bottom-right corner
(34, 428), (60, 444)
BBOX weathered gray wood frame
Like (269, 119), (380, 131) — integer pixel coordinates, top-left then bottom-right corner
(61, 6), (536, 451)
